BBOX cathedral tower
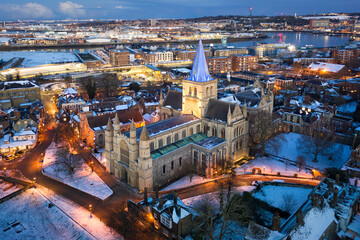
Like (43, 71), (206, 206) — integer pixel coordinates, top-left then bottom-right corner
(182, 37), (218, 118)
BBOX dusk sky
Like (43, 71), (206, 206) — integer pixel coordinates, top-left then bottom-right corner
(0, 0), (357, 20)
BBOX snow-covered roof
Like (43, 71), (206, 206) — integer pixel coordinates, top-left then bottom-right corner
(289, 204), (336, 240)
(62, 87), (78, 95)
(307, 62), (345, 73)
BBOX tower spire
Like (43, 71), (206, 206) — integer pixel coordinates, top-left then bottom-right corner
(106, 118), (113, 131)
(187, 37), (213, 82)
(114, 113), (120, 132)
(140, 125), (150, 141)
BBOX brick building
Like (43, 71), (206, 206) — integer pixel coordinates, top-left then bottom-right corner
(109, 49), (130, 66)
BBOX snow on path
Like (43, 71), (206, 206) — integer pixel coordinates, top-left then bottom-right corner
(37, 186), (123, 240)
(253, 185), (313, 214)
(0, 188), (95, 240)
(42, 142), (113, 200)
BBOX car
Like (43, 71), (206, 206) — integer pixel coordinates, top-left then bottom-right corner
(252, 180), (263, 186)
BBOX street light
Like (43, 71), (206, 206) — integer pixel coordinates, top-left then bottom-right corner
(3, 167), (6, 177)
(89, 204), (92, 218)
(90, 161), (94, 172)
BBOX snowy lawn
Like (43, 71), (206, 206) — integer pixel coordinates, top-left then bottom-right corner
(0, 180), (23, 199)
(0, 188), (95, 239)
(0, 51), (79, 68)
(37, 186), (123, 240)
(252, 184), (313, 214)
(266, 132), (351, 171)
(42, 143), (113, 200)
(183, 186), (255, 209)
(235, 156), (314, 178)
(337, 101), (358, 114)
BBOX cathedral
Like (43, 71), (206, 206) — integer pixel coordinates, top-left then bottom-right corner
(105, 38), (252, 190)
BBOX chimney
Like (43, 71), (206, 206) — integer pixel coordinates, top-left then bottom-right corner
(296, 209), (304, 226)
(173, 192), (178, 207)
(155, 184), (159, 200)
(312, 194), (319, 207)
(144, 187), (148, 204)
(355, 178), (358, 187)
(271, 212), (281, 231)
(332, 187), (338, 206)
(158, 197), (164, 209)
(336, 174), (340, 184)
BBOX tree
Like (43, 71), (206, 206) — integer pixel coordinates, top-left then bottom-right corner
(193, 181), (256, 240)
(249, 110), (277, 156)
(298, 118), (336, 162)
(99, 74), (119, 97)
(56, 148), (81, 174)
(297, 155), (306, 172)
(129, 82), (140, 92)
(282, 193), (296, 213)
(325, 167), (349, 183)
(85, 81), (97, 99)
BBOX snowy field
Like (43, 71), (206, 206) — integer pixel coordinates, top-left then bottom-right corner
(37, 186), (123, 240)
(0, 188), (95, 240)
(0, 180), (23, 199)
(252, 184), (313, 214)
(161, 174), (219, 191)
(0, 51), (79, 68)
(266, 133), (351, 171)
(235, 156), (314, 178)
(42, 143), (113, 200)
(183, 186), (255, 209)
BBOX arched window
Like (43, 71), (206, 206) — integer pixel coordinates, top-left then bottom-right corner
(98, 134), (104, 146)
(158, 139), (163, 148)
(188, 87), (192, 96)
(120, 140), (129, 166)
(189, 128), (193, 136)
(212, 127), (217, 137)
(167, 136), (171, 145)
(221, 129), (225, 139)
(150, 142), (155, 151)
(210, 86), (213, 96)
(175, 133), (179, 141)
(182, 130), (186, 138)
(194, 88), (197, 97)
(196, 125), (200, 133)
(206, 87), (209, 97)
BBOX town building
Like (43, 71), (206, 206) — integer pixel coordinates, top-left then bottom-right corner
(0, 80), (40, 108)
(231, 54), (258, 72)
(213, 47), (248, 57)
(310, 18), (330, 28)
(207, 56), (232, 74)
(105, 38), (249, 190)
(109, 49), (130, 67)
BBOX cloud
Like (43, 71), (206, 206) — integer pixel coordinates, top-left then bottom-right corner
(59, 1), (86, 18)
(0, 2), (54, 19)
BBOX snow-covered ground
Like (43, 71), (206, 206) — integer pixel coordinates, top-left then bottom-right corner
(0, 188), (95, 239)
(235, 156), (314, 178)
(0, 180), (23, 199)
(252, 184), (313, 214)
(337, 101), (358, 114)
(93, 149), (106, 167)
(0, 51), (79, 68)
(183, 186), (255, 208)
(161, 174), (220, 191)
(37, 186), (123, 240)
(42, 142), (113, 200)
(266, 132), (351, 171)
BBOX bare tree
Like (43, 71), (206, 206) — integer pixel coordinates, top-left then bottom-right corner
(298, 118), (336, 162)
(297, 155), (306, 172)
(282, 193), (296, 213)
(56, 148), (81, 174)
(249, 110), (279, 156)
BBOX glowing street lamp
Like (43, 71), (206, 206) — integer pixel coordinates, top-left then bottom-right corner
(89, 204), (92, 218)
(3, 167), (6, 177)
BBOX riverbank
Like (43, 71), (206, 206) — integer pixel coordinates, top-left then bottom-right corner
(0, 35), (267, 51)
